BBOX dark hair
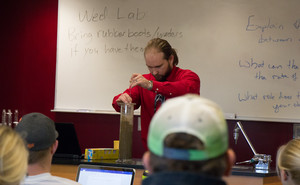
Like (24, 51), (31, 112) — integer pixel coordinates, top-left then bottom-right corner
(149, 133), (227, 177)
(28, 146), (51, 164)
(144, 38), (179, 66)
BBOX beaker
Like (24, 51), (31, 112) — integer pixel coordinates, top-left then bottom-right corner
(117, 103), (135, 163)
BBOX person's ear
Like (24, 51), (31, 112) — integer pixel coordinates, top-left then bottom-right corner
(280, 169), (289, 181)
(224, 149), (236, 176)
(168, 55), (174, 67)
(50, 140), (59, 155)
(142, 151), (152, 174)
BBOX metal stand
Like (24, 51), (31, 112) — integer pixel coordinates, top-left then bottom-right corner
(234, 121), (272, 171)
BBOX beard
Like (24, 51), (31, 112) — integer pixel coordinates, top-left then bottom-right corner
(154, 63), (172, 82)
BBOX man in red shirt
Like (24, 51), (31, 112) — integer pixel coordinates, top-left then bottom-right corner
(112, 38), (200, 149)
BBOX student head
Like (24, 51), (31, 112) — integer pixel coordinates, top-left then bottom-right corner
(276, 138), (300, 185)
(0, 125), (28, 185)
(144, 38), (178, 82)
(15, 112), (59, 165)
(143, 94), (235, 177)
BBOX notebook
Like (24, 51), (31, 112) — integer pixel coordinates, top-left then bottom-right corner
(54, 122), (83, 159)
(76, 164), (135, 185)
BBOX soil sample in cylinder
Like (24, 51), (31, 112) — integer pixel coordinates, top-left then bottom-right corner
(117, 103), (135, 163)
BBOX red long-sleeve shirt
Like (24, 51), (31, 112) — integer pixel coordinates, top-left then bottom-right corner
(112, 66), (200, 150)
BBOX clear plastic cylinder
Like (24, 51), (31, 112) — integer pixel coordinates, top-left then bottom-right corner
(7, 109), (12, 127)
(117, 103), (135, 163)
(1, 109), (6, 125)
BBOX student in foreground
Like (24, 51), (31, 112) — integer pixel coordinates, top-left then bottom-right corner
(15, 112), (81, 185)
(0, 125), (28, 185)
(276, 138), (300, 185)
(142, 94), (236, 185)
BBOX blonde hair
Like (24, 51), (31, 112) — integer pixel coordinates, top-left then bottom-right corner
(277, 138), (300, 184)
(0, 126), (28, 185)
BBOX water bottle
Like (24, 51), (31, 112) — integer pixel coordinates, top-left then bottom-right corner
(2, 109), (6, 125)
(7, 109), (12, 127)
(13, 109), (19, 126)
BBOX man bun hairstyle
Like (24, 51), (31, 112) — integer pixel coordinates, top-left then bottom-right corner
(144, 38), (179, 66)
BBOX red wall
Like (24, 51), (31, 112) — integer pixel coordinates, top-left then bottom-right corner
(1, 0), (57, 117)
(0, 0), (293, 163)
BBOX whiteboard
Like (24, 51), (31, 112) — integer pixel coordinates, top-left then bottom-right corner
(55, 0), (300, 122)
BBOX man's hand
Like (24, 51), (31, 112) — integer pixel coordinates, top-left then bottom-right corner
(116, 93), (132, 104)
(130, 73), (152, 90)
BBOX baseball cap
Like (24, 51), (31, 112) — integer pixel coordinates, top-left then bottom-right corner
(147, 94), (228, 161)
(15, 112), (58, 151)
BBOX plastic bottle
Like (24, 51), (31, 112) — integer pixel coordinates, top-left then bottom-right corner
(13, 109), (19, 126)
(1, 109), (6, 125)
(7, 109), (12, 127)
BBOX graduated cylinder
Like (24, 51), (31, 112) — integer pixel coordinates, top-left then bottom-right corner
(117, 103), (135, 162)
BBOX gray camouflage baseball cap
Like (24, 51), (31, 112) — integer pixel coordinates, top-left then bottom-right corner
(15, 112), (58, 151)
